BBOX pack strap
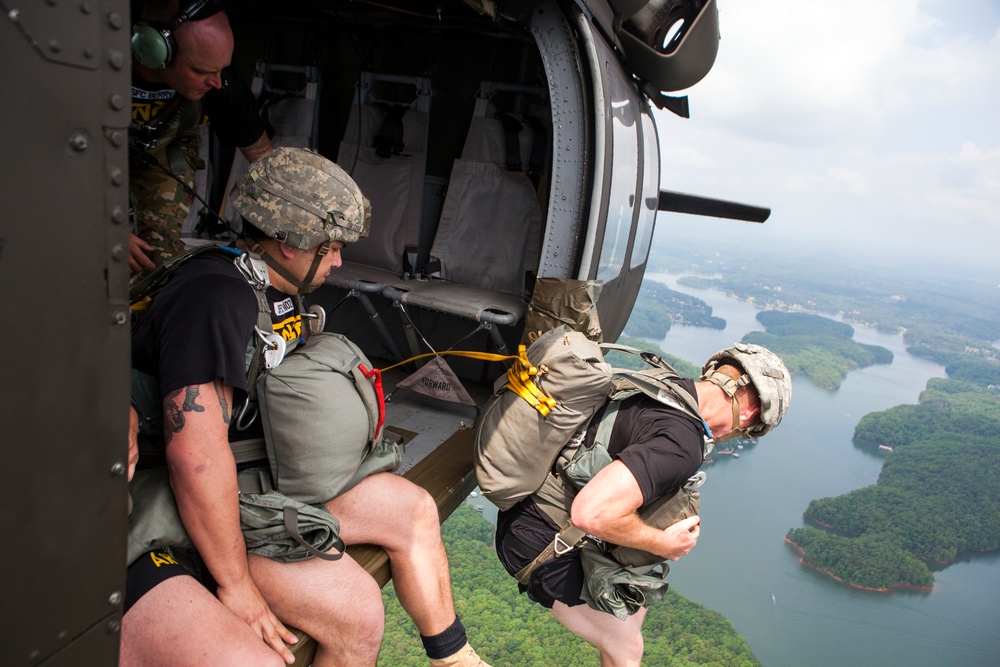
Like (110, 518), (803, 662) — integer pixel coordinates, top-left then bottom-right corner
(514, 520), (589, 585)
(283, 506), (345, 561)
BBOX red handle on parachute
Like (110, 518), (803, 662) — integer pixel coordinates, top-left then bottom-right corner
(357, 364), (385, 437)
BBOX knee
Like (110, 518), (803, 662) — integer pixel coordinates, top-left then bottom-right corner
(313, 581), (385, 661)
(410, 485), (440, 528)
(620, 629), (644, 662)
(595, 626), (643, 663)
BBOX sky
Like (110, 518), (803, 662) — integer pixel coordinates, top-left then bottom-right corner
(652, 0), (1000, 273)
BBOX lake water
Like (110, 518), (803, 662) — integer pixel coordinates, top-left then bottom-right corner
(641, 273), (1000, 667)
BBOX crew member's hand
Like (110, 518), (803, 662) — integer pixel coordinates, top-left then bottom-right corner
(128, 233), (157, 274)
(661, 515), (701, 561)
(127, 406), (140, 482)
(216, 578), (298, 664)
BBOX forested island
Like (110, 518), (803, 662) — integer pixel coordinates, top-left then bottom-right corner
(742, 311), (893, 389)
(786, 377), (1000, 590)
(378, 504), (760, 666)
(623, 280), (725, 339)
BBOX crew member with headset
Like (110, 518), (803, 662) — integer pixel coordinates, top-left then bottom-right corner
(129, 0), (273, 275)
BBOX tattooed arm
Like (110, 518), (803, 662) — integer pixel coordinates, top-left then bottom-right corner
(238, 130), (273, 164)
(163, 379), (296, 660)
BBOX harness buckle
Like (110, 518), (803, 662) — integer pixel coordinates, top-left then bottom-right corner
(685, 471), (707, 491)
(234, 252), (270, 289)
(256, 327), (287, 369)
(553, 533), (577, 556)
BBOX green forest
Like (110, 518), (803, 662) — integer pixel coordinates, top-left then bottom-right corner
(623, 280), (726, 340)
(377, 504), (760, 666)
(742, 311), (893, 389)
(786, 379), (1000, 589)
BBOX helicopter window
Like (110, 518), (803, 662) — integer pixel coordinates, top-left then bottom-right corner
(597, 65), (639, 283)
(631, 111), (659, 269)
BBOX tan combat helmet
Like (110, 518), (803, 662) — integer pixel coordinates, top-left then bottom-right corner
(701, 343), (792, 437)
(229, 147), (371, 292)
(230, 146), (371, 249)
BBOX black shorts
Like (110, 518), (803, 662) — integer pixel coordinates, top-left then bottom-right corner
(495, 499), (586, 609)
(124, 549), (197, 614)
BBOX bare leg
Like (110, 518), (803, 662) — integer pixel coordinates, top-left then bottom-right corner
(326, 472), (457, 635)
(249, 551), (385, 667)
(121, 575), (284, 667)
(550, 601), (647, 667)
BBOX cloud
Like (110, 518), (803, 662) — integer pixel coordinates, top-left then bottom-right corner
(653, 0), (1000, 270)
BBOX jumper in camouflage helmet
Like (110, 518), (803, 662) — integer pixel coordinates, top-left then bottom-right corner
(231, 146), (371, 249)
(701, 342), (791, 437)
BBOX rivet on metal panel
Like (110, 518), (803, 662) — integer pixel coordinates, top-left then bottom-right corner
(109, 50), (125, 69)
(107, 12), (123, 29)
(111, 206), (126, 224)
(108, 590), (123, 606)
(48, 39), (62, 54)
(109, 93), (125, 110)
(109, 130), (125, 147)
(107, 618), (121, 634)
(80, 2), (92, 14)
(110, 167), (125, 185)
(111, 244), (127, 261)
(113, 311), (129, 326)
(69, 132), (89, 152)
(110, 462), (126, 476)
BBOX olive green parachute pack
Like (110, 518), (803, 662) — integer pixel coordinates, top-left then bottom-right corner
(474, 325), (713, 617)
(128, 245), (399, 566)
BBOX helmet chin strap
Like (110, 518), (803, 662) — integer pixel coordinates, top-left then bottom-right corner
(704, 369), (749, 443)
(248, 240), (330, 294)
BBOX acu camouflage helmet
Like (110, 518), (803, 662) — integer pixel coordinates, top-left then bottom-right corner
(231, 147), (371, 249)
(701, 342), (792, 438)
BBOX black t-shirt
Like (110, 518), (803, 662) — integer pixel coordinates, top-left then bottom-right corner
(131, 250), (304, 434)
(130, 69), (267, 147)
(584, 385), (705, 505)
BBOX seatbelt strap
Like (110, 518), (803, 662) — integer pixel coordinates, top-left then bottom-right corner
(524, 115), (546, 189)
(373, 103), (408, 158)
(496, 111), (524, 172)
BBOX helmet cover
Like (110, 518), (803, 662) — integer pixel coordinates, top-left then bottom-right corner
(231, 147), (371, 249)
(702, 343), (791, 437)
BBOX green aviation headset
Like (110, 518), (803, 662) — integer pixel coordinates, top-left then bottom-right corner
(131, 0), (224, 69)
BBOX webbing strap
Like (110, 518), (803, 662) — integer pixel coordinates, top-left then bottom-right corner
(514, 520), (588, 585)
(379, 349), (518, 373)
(495, 111), (524, 172)
(282, 507), (345, 562)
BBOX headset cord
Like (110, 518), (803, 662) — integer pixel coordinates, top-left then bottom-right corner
(128, 142), (238, 239)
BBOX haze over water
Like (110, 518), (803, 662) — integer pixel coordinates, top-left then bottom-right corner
(645, 273), (1000, 667)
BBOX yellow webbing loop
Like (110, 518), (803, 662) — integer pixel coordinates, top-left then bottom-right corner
(506, 345), (557, 416)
